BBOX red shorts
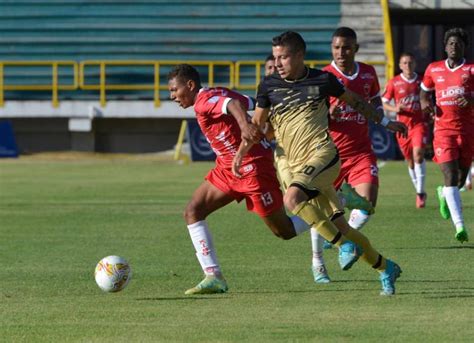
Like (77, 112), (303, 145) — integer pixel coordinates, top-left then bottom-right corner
(396, 123), (429, 161)
(206, 161), (283, 217)
(334, 152), (379, 189)
(433, 133), (474, 168)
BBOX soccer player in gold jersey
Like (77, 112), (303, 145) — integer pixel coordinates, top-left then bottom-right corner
(234, 31), (407, 295)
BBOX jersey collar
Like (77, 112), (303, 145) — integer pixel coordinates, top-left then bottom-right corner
(331, 60), (359, 80)
(400, 72), (418, 83)
(445, 58), (465, 72)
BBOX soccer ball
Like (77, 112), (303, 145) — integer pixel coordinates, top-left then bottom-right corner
(94, 255), (132, 292)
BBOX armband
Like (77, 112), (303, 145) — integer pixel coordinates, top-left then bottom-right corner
(380, 116), (391, 127)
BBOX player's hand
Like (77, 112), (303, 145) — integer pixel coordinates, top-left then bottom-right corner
(232, 150), (244, 178)
(420, 100), (434, 116)
(240, 122), (261, 143)
(386, 120), (408, 138)
(329, 103), (343, 120)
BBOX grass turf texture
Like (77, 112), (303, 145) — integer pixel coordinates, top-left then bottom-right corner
(1, 155), (473, 342)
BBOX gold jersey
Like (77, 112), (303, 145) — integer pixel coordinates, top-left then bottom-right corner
(257, 67), (345, 170)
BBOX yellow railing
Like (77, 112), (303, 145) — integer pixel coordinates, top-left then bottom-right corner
(0, 61), (78, 107)
(0, 59), (387, 107)
(381, 0), (395, 81)
(80, 60), (234, 107)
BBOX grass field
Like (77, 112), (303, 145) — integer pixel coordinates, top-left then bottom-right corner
(1, 154), (473, 342)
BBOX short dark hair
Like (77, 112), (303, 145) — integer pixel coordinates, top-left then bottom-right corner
(399, 52), (415, 60)
(272, 31), (306, 54)
(265, 54), (275, 62)
(332, 27), (357, 41)
(167, 64), (202, 87)
(444, 27), (469, 47)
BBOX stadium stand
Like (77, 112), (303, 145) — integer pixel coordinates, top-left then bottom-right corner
(0, 0), (344, 152)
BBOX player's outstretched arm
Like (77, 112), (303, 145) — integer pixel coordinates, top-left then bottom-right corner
(339, 89), (407, 137)
(251, 107), (270, 131)
(232, 139), (253, 178)
(227, 99), (261, 143)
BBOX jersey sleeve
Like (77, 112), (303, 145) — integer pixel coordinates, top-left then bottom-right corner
(323, 72), (345, 97)
(421, 64), (434, 91)
(381, 79), (394, 103)
(256, 79), (271, 108)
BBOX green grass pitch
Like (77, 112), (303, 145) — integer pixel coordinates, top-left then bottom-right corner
(1, 155), (473, 342)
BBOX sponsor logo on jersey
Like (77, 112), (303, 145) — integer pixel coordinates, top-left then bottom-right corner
(208, 96), (220, 104)
(360, 73), (374, 80)
(441, 86), (464, 98)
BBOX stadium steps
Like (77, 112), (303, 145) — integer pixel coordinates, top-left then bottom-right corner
(0, 0), (341, 100)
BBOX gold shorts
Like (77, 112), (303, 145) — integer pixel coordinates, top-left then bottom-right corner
(289, 145), (343, 217)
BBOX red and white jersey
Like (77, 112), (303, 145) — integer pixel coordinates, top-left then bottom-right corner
(382, 73), (425, 128)
(193, 87), (273, 169)
(323, 61), (381, 158)
(421, 59), (474, 135)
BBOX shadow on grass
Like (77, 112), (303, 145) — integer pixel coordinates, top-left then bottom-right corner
(135, 296), (226, 301)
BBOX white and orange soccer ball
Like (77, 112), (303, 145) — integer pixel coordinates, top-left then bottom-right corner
(94, 255), (132, 292)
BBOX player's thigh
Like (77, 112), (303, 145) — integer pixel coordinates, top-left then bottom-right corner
(290, 147), (340, 194)
(185, 180), (235, 223)
(353, 182), (378, 206)
(274, 151), (293, 192)
(396, 134), (412, 161)
(346, 153), (379, 203)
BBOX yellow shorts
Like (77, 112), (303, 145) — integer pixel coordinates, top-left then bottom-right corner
(289, 145), (343, 218)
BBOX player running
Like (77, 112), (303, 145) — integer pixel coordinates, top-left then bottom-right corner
(262, 55), (373, 284)
(382, 52), (429, 208)
(420, 27), (473, 243)
(322, 27), (384, 231)
(168, 64), (361, 295)
(236, 31), (407, 295)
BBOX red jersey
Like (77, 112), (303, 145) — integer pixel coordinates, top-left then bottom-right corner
(193, 87), (273, 170)
(382, 73), (425, 128)
(323, 61), (381, 158)
(421, 59), (474, 135)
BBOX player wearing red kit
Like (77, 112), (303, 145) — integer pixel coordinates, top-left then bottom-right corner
(322, 27), (385, 232)
(168, 64), (360, 295)
(420, 28), (474, 243)
(383, 52), (429, 208)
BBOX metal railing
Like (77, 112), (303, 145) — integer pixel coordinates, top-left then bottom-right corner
(0, 59), (387, 108)
(0, 61), (78, 107)
(80, 60), (234, 107)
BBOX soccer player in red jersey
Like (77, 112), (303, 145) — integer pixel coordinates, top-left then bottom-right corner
(383, 52), (429, 208)
(168, 64), (359, 295)
(420, 28), (473, 243)
(322, 27), (385, 232)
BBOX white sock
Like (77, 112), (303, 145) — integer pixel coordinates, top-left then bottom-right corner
(408, 167), (417, 191)
(291, 215), (311, 235)
(348, 209), (370, 230)
(187, 220), (221, 276)
(310, 228), (325, 267)
(443, 186), (464, 228)
(414, 161), (426, 194)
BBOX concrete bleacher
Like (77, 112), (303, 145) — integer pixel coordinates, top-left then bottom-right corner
(0, 0), (345, 152)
